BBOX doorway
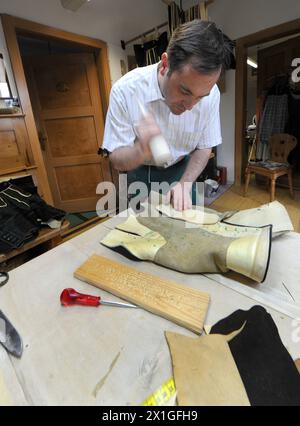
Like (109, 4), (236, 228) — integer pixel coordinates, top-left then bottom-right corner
(1, 15), (113, 220)
(18, 34), (112, 214)
(246, 34), (300, 191)
(235, 18), (300, 187)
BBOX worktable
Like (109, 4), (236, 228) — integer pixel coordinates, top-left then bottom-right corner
(1, 208), (300, 406)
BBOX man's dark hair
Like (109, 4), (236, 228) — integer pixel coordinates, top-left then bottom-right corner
(167, 20), (236, 75)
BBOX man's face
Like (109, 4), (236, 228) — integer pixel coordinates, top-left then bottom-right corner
(159, 60), (221, 115)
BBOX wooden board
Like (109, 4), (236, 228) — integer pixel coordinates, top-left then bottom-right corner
(74, 255), (210, 334)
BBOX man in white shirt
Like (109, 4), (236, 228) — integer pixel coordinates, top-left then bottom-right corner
(102, 20), (235, 210)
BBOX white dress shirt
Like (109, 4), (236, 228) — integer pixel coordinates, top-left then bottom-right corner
(102, 63), (222, 167)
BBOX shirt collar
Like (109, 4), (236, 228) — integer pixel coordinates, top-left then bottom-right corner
(145, 63), (165, 104)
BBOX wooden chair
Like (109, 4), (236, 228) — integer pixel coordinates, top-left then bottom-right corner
(244, 134), (297, 202)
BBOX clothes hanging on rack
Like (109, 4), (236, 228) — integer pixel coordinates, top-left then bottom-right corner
(257, 76), (289, 160)
(133, 32), (169, 67)
(168, 1), (185, 35)
(167, 1), (236, 71)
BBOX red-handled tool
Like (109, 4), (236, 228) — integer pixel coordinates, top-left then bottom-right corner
(60, 288), (137, 308)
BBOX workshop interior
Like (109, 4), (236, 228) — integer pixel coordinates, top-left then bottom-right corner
(0, 0), (300, 408)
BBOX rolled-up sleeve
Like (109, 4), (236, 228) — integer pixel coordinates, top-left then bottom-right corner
(102, 86), (136, 152)
(196, 85), (222, 149)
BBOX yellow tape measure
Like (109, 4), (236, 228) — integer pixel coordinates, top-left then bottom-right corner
(142, 377), (176, 406)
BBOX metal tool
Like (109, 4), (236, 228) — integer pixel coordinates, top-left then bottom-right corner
(0, 272), (23, 358)
(0, 272), (9, 287)
(60, 288), (137, 309)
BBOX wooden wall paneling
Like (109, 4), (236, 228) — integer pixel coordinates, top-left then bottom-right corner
(0, 116), (33, 172)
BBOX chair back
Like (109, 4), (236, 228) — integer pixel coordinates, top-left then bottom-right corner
(269, 134), (297, 163)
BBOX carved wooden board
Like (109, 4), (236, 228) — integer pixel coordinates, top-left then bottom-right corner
(74, 255), (210, 334)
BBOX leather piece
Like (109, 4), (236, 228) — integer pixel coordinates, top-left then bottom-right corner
(101, 215), (272, 282)
(210, 306), (300, 406)
(165, 330), (250, 406)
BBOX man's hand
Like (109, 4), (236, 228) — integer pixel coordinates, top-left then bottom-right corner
(110, 113), (162, 171)
(166, 181), (193, 211)
(136, 113), (162, 162)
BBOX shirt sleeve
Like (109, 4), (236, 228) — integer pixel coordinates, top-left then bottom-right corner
(196, 85), (222, 149)
(102, 85), (136, 152)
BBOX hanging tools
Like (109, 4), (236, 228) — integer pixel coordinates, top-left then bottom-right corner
(60, 288), (137, 309)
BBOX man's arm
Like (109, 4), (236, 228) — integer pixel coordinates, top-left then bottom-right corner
(109, 144), (148, 172)
(109, 114), (161, 171)
(167, 148), (212, 211)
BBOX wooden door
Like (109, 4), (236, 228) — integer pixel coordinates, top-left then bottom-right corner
(24, 53), (112, 212)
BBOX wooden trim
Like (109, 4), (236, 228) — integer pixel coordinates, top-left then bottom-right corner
(235, 41), (248, 185)
(0, 14), (112, 201)
(238, 18), (300, 48)
(96, 47), (112, 120)
(1, 14), (108, 50)
(235, 18), (300, 186)
(0, 220), (69, 263)
(0, 113), (25, 118)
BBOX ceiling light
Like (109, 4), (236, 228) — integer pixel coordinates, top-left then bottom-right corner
(60, 0), (89, 12)
(247, 58), (258, 69)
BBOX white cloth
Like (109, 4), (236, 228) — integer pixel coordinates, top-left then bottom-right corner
(102, 63), (222, 168)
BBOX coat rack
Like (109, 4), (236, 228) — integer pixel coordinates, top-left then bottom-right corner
(121, 0), (215, 50)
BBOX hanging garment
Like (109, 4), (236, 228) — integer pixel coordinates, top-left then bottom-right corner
(258, 79), (289, 160)
(133, 32), (168, 67)
(168, 1), (184, 35)
(210, 306), (300, 406)
(101, 215), (272, 283)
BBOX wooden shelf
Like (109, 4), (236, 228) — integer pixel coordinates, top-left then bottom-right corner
(0, 164), (37, 177)
(0, 220), (70, 263)
(0, 113), (25, 118)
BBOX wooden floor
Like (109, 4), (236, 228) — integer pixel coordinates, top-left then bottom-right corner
(210, 179), (300, 233)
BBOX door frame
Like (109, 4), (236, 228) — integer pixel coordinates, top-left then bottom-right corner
(1, 14), (112, 203)
(235, 18), (300, 185)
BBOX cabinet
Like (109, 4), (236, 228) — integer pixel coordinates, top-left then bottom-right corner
(0, 114), (35, 176)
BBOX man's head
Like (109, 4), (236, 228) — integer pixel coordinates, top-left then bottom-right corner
(157, 20), (235, 115)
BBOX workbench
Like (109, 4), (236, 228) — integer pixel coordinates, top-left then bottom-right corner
(1, 207), (300, 406)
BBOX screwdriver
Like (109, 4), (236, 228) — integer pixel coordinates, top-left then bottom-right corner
(60, 288), (137, 309)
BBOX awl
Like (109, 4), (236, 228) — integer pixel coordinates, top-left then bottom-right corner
(60, 288), (137, 308)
